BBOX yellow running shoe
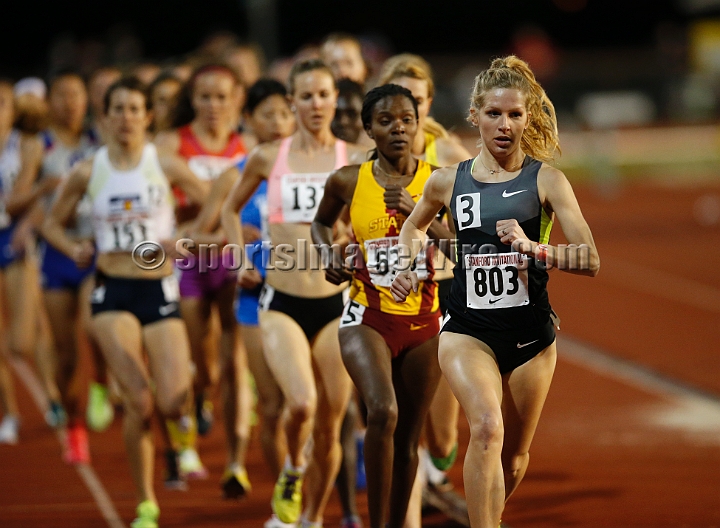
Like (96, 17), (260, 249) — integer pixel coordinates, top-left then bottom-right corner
(86, 382), (114, 432)
(221, 463), (252, 499)
(166, 415), (197, 451)
(271, 468), (303, 524)
(130, 500), (159, 528)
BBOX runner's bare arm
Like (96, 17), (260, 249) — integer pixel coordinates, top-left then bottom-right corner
(220, 143), (270, 250)
(311, 166), (358, 285)
(159, 154), (209, 206)
(392, 168), (454, 300)
(192, 165), (240, 235)
(42, 160), (94, 265)
(399, 167), (454, 261)
(4, 134), (46, 217)
(503, 165), (599, 276)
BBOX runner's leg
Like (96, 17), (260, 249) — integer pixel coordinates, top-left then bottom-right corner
(92, 312), (155, 503)
(303, 318), (353, 523)
(500, 343), (556, 500)
(438, 332), (504, 528)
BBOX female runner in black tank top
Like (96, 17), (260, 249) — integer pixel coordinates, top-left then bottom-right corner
(391, 56), (600, 528)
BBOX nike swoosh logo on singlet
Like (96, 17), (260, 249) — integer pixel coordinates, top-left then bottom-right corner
(502, 190), (528, 198)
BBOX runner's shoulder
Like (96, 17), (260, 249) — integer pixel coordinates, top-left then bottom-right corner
(426, 165), (458, 193)
(327, 164), (362, 199)
(153, 129), (180, 153)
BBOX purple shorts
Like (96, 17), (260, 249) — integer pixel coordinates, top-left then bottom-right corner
(178, 254), (237, 298)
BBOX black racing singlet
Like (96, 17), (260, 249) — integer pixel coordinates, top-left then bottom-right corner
(446, 156), (554, 331)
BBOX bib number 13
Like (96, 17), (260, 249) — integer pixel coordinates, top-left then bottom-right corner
(281, 173), (328, 223)
(291, 184), (322, 212)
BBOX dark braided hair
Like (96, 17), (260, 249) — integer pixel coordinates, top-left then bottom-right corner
(360, 83), (418, 131)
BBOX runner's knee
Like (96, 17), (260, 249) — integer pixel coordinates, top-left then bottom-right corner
(312, 422), (341, 451)
(260, 394), (284, 426)
(468, 411), (503, 449)
(56, 351), (78, 382)
(124, 388), (154, 421)
(366, 400), (398, 436)
(393, 440), (419, 468)
(287, 395), (316, 424)
(155, 388), (187, 419)
(8, 334), (33, 358)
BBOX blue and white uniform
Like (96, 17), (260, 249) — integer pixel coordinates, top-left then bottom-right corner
(234, 157), (267, 327)
(88, 143), (180, 325)
(0, 130), (23, 269)
(38, 129), (98, 290)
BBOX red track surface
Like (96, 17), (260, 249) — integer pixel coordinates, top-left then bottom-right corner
(1, 181), (719, 527)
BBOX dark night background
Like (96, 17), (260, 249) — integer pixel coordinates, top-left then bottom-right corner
(4, 0), (720, 128)
(0, 0), (708, 76)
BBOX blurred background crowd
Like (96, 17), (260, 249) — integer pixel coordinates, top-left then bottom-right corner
(0, 2), (718, 526)
(5, 0), (720, 129)
(4, 0), (720, 189)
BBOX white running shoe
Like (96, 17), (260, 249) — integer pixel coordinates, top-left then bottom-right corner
(264, 515), (297, 528)
(0, 415), (19, 445)
(178, 447), (208, 480)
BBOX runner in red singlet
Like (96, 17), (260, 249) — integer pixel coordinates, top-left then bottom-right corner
(155, 64), (251, 492)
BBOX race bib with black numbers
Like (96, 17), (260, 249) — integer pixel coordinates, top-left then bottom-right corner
(281, 173), (327, 223)
(464, 252), (529, 309)
(364, 236), (428, 288)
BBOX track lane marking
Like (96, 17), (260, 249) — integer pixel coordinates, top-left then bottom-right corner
(599, 257), (720, 313)
(10, 357), (127, 528)
(558, 335), (720, 406)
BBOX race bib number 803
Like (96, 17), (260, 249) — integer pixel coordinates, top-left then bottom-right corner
(464, 252), (529, 309)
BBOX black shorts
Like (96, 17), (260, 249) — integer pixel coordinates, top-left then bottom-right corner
(91, 271), (181, 326)
(440, 311), (555, 374)
(437, 277), (452, 315)
(258, 284), (344, 341)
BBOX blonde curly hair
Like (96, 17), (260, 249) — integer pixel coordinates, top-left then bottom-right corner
(378, 53), (449, 139)
(469, 55), (560, 162)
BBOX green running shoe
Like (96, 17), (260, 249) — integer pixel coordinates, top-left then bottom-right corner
(130, 500), (159, 528)
(86, 382), (114, 432)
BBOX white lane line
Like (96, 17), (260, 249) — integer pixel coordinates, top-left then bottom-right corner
(557, 335), (720, 407)
(10, 358), (127, 528)
(600, 257), (720, 314)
